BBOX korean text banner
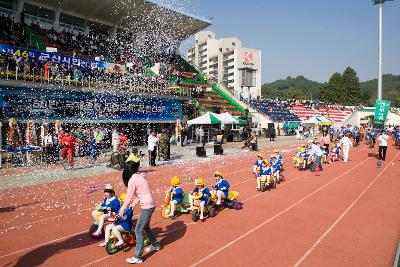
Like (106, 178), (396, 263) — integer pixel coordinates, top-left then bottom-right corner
(374, 100), (391, 122)
(0, 44), (107, 69)
(0, 87), (182, 122)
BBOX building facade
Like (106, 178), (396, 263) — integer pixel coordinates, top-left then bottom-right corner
(187, 31), (262, 100)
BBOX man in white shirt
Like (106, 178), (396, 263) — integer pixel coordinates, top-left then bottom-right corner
(378, 130), (389, 161)
(111, 129), (120, 153)
(147, 130), (159, 167)
(308, 140), (324, 172)
(298, 125), (304, 140)
(340, 134), (353, 163)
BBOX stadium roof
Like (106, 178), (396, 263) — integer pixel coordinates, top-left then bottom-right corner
(24, 0), (211, 40)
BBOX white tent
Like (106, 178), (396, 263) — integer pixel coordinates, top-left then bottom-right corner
(386, 112), (400, 125)
(214, 112), (240, 124)
(303, 116), (321, 124)
(187, 112), (221, 125)
(316, 116), (332, 123)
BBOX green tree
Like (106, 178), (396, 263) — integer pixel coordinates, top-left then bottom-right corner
(319, 72), (342, 103)
(342, 67), (361, 105)
(283, 87), (306, 99)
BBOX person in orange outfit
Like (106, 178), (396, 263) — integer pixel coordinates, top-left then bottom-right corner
(61, 129), (80, 168)
(119, 132), (129, 153)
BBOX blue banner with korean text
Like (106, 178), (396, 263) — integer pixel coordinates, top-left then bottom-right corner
(0, 87), (182, 122)
(0, 44), (107, 69)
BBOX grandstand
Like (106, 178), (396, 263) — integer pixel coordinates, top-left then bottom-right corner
(288, 105), (354, 123)
(0, 0), (250, 125)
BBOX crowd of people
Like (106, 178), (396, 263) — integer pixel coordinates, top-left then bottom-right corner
(291, 124), (399, 174)
(0, 14), (27, 47)
(0, 14), (200, 97)
(249, 98), (300, 122)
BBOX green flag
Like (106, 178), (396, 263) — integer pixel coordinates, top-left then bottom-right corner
(374, 100), (391, 122)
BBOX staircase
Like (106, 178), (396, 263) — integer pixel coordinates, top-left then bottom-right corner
(177, 56), (246, 117)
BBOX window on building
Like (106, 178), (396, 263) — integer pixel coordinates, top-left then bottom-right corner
(241, 69), (256, 87)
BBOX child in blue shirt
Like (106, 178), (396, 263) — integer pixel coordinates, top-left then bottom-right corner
(167, 176), (184, 217)
(189, 178), (211, 221)
(257, 160), (272, 190)
(213, 171), (230, 205)
(92, 184), (121, 236)
(270, 155), (281, 179)
(100, 193), (133, 247)
(253, 153), (264, 176)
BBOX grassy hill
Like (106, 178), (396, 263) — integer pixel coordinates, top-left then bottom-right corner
(261, 74), (400, 107)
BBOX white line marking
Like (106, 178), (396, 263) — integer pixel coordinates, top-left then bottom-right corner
(0, 146), (366, 262)
(189, 157), (371, 267)
(293, 151), (400, 267)
(80, 222), (195, 267)
(0, 230), (87, 260)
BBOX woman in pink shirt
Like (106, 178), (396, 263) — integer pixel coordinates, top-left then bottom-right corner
(119, 158), (161, 264)
(320, 134), (331, 153)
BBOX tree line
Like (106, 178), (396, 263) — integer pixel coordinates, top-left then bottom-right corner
(261, 69), (400, 107)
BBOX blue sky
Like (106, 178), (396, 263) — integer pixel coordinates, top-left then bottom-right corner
(175, 0), (400, 83)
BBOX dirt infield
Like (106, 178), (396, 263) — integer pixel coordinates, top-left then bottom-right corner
(0, 138), (399, 267)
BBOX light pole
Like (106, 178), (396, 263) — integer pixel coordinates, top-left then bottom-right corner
(373, 0), (393, 100)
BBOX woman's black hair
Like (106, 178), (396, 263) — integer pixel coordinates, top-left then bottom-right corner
(122, 160), (140, 187)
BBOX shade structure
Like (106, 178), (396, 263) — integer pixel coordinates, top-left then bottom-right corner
(214, 113), (240, 124)
(317, 116), (335, 125)
(303, 116), (321, 124)
(283, 121), (301, 129)
(187, 112), (221, 125)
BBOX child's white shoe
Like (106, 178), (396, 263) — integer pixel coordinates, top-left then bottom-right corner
(115, 240), (125, 247)
(99, 242), (106, 247)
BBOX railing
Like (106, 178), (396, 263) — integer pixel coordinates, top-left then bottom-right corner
(0, 65), (191, 97)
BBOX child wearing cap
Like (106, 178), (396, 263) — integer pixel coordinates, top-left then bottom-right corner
(92, 184), (121, 236)
(257, 160), (272, 190)
(189, 178), (211, 221)
(253, 153), (264, 176)
(166, 176), (184, 217)
(99, 193), (134, 247)
(213, 171), (230, 205)
(270, 154), (281, 180)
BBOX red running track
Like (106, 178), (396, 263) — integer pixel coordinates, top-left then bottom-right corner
(0, 140), (399, 267)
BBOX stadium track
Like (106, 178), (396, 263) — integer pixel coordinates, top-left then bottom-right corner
(0, 140), (399, 267)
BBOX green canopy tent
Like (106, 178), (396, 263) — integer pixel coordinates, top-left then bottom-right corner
(187, 112), (222, 125)
(283, 121), (301, 129)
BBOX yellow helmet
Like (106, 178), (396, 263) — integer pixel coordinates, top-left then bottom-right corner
(104, 184), (114, 193)
(257, 153), (263, 158)
(274, 149), (279, 153)
(119, 193), (127, 203)
(214, 171), (224, 178)
(195, 178), (204, 186)
(170, 176), (180, 186)
(262, 160), (269, 165)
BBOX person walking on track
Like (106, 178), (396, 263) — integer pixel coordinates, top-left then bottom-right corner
(378, 130), (389, 161)
(340, 134), (353, 163)
(121, 158), (161, 264)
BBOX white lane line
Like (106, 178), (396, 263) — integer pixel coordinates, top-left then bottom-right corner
(189, 157), (371, 267)
(0, 230), (87, 260)
(0, 146), (364, 261)
(293, 151), (400, 267)
(80, 222), (195, 267)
